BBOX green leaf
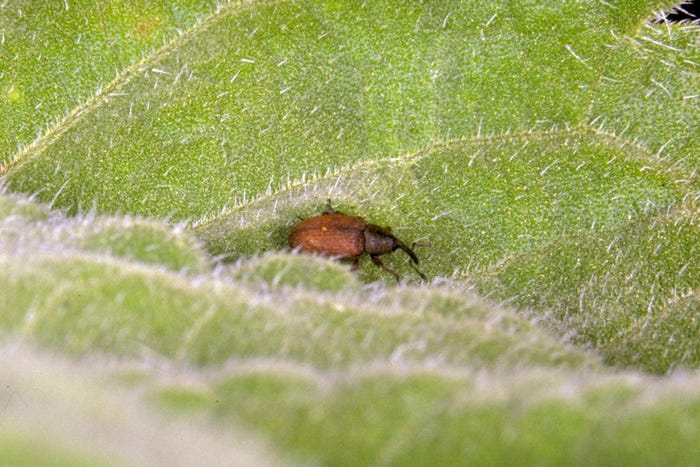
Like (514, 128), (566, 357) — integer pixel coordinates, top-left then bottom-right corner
(475, 204), (700, 373)
(0, 205), (593, 368)
(6, 2), (695, 220)
(158, 366), (700, 466)
(0, 345), (286, 466)
(1, 0), (219, 157)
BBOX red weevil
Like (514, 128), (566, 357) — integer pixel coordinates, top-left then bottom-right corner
(288, 200), (426, 281)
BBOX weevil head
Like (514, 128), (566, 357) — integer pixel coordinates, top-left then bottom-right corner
(364, 224), (397, 256)
(365, 224), (420, 264)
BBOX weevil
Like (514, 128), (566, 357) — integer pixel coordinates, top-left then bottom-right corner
(288, 200), (426, 281)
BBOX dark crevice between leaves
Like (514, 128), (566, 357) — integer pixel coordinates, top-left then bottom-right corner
(653, 0), (699, 22)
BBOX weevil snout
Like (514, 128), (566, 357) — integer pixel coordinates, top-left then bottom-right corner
(394, 238), (420, 265)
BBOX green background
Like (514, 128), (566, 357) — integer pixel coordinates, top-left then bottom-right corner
(1, 0), (699, 464)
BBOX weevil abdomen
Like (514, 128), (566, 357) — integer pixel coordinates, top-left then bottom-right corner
(289, 213), (366, 259)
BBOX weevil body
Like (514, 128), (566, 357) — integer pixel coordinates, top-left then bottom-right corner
(288, 201), (426, 281)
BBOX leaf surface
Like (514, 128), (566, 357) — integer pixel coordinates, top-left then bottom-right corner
(1, 0), (700, 463)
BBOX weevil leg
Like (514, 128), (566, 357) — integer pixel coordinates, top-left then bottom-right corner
(350, 258), (360, 271)
(371, 255), (400, 282)
(408, 261), (427, 281)
(407, 241), (429, 280)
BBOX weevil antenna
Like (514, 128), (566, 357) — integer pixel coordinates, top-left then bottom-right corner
(395, 239), (420, 265)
